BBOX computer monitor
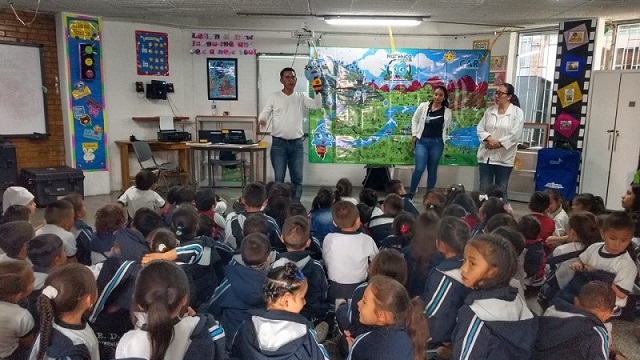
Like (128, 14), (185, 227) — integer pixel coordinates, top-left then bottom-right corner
(198, 129), (225, 143)
(222, 129), (247, 144)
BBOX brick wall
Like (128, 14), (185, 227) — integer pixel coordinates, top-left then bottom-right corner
(0, 9), (65, 170)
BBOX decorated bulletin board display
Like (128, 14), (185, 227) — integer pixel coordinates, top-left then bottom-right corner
(63, 14), (107, 171)
(207, 58), (238, 100)
(308, 48), (490, 165)
(136, 31), (169, 76)
(549, 19), (596, 151)
(191, 32), (255, 56)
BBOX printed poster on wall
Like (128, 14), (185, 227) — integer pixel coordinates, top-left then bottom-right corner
(64, 14), (107, 170)
(308, 48), (490, 166)
(191, 32), (256, 56)
(136, 31), (169, 76)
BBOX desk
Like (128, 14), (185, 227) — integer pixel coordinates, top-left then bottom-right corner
(188, 143), (267, 189)
(115, 140), (190, 192)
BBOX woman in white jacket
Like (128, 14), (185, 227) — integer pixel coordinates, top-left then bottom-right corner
(476, 83), (524, 201)
(409, 85), (452, 198)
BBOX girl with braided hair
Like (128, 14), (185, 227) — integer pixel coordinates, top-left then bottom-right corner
(30, 263), (99, 360)
(452, 234), (537, 360)
(231, 262), (330, 359)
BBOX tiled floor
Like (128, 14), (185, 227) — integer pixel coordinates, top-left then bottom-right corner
(29, 187), (640, 360)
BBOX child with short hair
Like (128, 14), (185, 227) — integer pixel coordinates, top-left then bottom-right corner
(492, 226), (527, 298)
(273, 215), (329, 322)
(30, 263), (99, 360)
(485, 213), (517, 232)
(569, 211), (637, 312)
(231, 262), (329, 359)
(323, 201), (379, 302)
(194, 188), (225, 240)
(379, 211), (416, 249)
(2, 205), (30, 223)
(441, 204), (467, 218)
(533, 281), (614, 360)
(2, 186), (36, 217)
(206, 233), (275, 344)
(402, 211), (440, 297)
(224, 182), (281, 250)
(35, 200), (77, 260)
(346, 275), (428, 360)
(518, 214), (546, 287)
(471, 197), (507, 236)
(0, 261), (35, 360)
(337, 248), (408, 346)
(117, 170), (166, 219)
(453, 234), (537, 360)
(164, 186), (196, 226)
(113, 208), (164, 262)
(115, 260), (225, 360)
(369, 193), (405, 244)
(27, 234), (66, 291)
(0, 221), (34, 262)
(336, 177), (358, 204)
(529, 191), (555, 246)
(77, 204), (127, 265)
(386, 179), (419, 216)
(63, 193), (94, 261)
(424, 216), (471, 349)
(309, 187), (336, 244)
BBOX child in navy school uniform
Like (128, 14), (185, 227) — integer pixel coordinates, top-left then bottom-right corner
(346, 275), (428, 360)
(163, 186), (196, 227)
(452, 234), (537, 360)
(386, 180), (420, 216)
(63, 193), (94, 257)
(30, 264), (100, 360)
(533, 281), (614, 360)
(231, 262), (329, 359)
(336, 248), (408, 348)
(272, 215), (330, 322)
(309, 187), (336, 244)
(517, 215), (546, 288)
(0, 261), (35, 360)
(224, 182), (282, 251)
(194, 188), (225, 240)
(205, 233), (276, 345)
(402, 211), (441, 297)
(77, 204), (128, 265)
(470, 197), (508, 237)
(369, 194), (404, 245)
(379, 212), (416, 249)
(423, 216), (471, 350)
(115, 260), (225, 360)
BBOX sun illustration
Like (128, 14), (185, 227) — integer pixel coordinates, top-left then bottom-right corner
(443, 51), (456, 63)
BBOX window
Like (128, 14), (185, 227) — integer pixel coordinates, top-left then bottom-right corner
(612, 24), (640, 70)
(514, 32), (557, 123)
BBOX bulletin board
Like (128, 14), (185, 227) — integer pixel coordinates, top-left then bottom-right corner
(0, 42), (48, 136)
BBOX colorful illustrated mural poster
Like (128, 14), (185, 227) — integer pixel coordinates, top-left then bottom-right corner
(308, 47), (490, 166)
(64, 14), (107, 170)
(207, 58), (238, 100)
(136, 31), (169, 76)
(191, 32), (255, 56)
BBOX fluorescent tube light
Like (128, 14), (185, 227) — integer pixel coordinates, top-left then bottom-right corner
(323, 16), (423, 27)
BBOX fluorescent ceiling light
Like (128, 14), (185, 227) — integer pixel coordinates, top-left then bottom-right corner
(324, 16), (423, 27)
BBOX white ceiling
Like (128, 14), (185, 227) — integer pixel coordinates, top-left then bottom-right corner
(3, 0), (640, 35)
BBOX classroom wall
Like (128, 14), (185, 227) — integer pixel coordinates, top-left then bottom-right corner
(98, 21), (513, 193)
(0, 10), (65, 170)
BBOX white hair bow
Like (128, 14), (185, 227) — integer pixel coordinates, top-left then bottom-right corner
(41, 285), (58, 299)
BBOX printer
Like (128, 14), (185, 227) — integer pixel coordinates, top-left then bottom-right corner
(156, 115), (192, 142)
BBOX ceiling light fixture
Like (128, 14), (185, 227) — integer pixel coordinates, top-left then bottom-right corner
(323, 16), (424, 27)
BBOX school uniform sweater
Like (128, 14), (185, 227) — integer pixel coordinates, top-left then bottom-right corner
(231, 309), (329, 360)
(72, 219), (94, 264)
(273, 251), (330, 320)
(402, 247), (443, 297)
(341, 282), (377, 338)
(29, 320), (100, 360)
(310, 207), (336, 245)
(368, 215), (394, 245)
(224, 211), (282, 251)
(115, 314), (225, 360)
(423, 257), (470, 344)
(347, 325), (414, 360)
(180, 235), (222, 307)
(532, 301), (609, 360)
(452, 286), (537, 360)
(378, 234), (410, 249)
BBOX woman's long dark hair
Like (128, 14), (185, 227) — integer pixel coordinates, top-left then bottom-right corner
(502, 83), (520, 107)
(432, 85), (450, 108)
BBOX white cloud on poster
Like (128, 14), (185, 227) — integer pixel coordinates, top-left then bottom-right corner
(357, 49), (391, 77)
(411, 53), (435, 71)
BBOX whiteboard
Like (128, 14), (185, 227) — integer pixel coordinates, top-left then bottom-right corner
(0, 42), (47, 136)
(257, 53), (310, 133)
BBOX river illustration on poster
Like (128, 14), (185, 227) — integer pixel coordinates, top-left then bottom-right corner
(308, 47), (489, 166)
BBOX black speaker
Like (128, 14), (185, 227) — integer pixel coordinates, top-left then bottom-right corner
(146, 80), (167, 100)
(80, 43), (96, 81)
(0, 141), (18, 190)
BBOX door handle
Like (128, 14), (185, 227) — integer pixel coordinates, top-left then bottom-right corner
(613, 130), (619, 151)
(607, 132), (613, 151)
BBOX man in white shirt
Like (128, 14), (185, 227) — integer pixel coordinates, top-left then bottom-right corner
(258, 67), (322, 201)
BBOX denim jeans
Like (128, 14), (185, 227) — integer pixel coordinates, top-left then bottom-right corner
(410, 137), (444, 194)
(270, 136), (304, 201)
(478, 163), (513, 202)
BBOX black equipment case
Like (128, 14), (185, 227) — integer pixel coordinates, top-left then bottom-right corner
(20, 166), (85, 207)
(0, 141), (18, 190)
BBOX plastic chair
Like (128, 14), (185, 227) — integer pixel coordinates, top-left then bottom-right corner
(131, 141), (182, 190)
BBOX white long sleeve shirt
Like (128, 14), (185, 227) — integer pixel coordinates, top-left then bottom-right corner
(258, 91), (322, 139)
(411, 101), (452, 141)
(476, 103), (524, 167)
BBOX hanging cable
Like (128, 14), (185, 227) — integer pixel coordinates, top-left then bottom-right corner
(9, 0), (41, 26)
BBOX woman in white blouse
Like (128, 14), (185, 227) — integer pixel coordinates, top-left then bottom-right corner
(476, 83), (524, 201)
